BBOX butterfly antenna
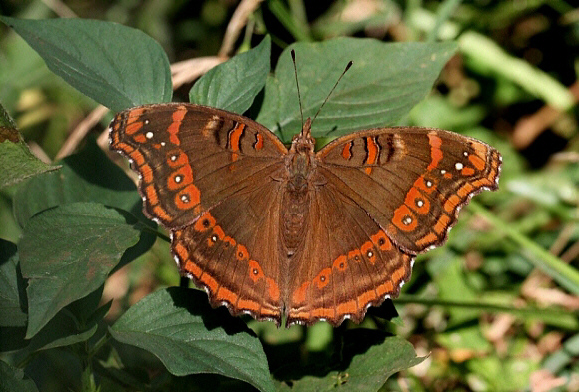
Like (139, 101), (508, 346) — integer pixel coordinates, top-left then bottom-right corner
(312, 60), (353, 125)
(291, 50), (304, 128)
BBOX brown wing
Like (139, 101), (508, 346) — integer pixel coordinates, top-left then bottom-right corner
(316, 127), (501, 254)
(109, 103), (288, 228)
(172, 178), (286, 325)
(285, 184), (414, 326)
(110, 103), (289, 324)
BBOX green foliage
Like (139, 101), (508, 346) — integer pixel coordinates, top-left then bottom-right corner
(0, 1), (578, 391)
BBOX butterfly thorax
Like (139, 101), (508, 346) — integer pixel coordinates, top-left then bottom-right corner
(281, 119), (317, 258)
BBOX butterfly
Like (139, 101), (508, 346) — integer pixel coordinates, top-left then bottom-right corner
(109, 98), (501, 327)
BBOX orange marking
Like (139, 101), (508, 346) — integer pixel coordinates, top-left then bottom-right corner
(434, 214), (451, 235)
(216, 286), (237, 303)
(311, 307), (335, 319)
(443, 194), (461, 214)
(167, 107), (187, 146)
(237, 298), (260, 312)
(145, 185), (159, 206)
(469, 154), (486, 171)
(248, 260), (264, 283)
(110, 132), (121, 146)
(392, 204), (418, 232)
(371, 230), (392, 251)
(444, 172), (452, 179)
(167, 150), (188, 168)
(229, 123), (245, 153)
(348, 249), (362, 262)
(112, 122), (120, 132)
(206, 225), (223, 247)
(360, 241), (376, 263)
(140, 164), (154, 183)
(289, 310), (310, 320)
(336, 300), (357, 315)
(357, 289), (377, 305)
(126, 108), (146, 124)
(116, 142), (133, 154)
(152, 206), (172, 222)
(258, 307), (279, 318)
(313, 268), (332, 289)
(194, 212), (216, 232)
(413, 176), (436, 194)
(377, 280), (394, 296)
(404, 186), (430, 215)
(457, 183), (474, 198)
(128, 150), (145, 166)
(212, 226), (225, 240)
(126, 121), (143, 135)
(236, 244), (249, 261)
(473, 178), (492, 188)
(133, 134), (147, 143)
(364, 137), (379, 175)
(471, 142), (488, 170)
(175, 184), (200, 210)
(333, 255), (347, 272)
(366, 137), (379, 164)
(199, 272), (218, 292)
(266, 278), (280, 301)
(292, 282), (310, 304)
(416, 232), (437, 247)
(342, 142), (352, 160)
(461, 167), (475, 176)
(254, 133), (263, 150)
(392, 266), (407, 283)
(184, 260), (202, 277)
(174, 241), (188, 261)
(427, 132), (443, 171)
(223, 236), (236, 248)
(167, 165), (194, 190)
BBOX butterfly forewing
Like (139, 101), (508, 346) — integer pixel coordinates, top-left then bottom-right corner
(317, 127), (501, 254)
(109, 103), (288, 228)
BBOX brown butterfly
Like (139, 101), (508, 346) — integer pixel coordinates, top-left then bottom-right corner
(109, 98), (500, 327)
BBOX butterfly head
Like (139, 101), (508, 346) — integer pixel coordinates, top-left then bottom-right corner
(290, 117), (315, 155)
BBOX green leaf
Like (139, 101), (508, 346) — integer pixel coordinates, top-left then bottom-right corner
(19, 202), (141, 338)
(190, 36), (271, 114)
(466, 356), (539, 391)
(0, 239), (27, 328)
(0, 102), (59, 189)
(256, 38), (457, 143)
(13, 138), (146, 228)
(0, 17), (172, 111)
(0, 360), (39, 392)
(110, 287), (275, 392)
(277, 330), (423, 391)
(11, 290), (105, 361)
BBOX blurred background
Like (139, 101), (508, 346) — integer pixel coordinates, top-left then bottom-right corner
(1, 1), (578, 391)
